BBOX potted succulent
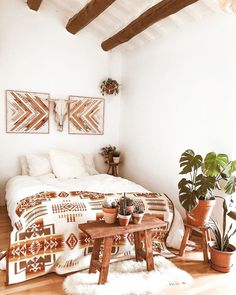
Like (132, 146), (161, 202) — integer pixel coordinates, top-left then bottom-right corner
(209, 197), (236, 272)
(113, 150), (121, 164)
(132, 206), (145, 224)
(178, 149), (236, 227)
(102, 198), (118, 224)
(118, 193), (132, 226)
(100, 145), (116, 163)
(100, 78), (119, 96)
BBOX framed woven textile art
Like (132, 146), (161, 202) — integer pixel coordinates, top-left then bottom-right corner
(6, 90), (50, 134)
(68, 96), (104, 135)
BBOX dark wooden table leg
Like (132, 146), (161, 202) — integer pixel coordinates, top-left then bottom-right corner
(99, 236), (113, 284)
(89, 238), (103, 273)
(202, 229), (209, 263)
(179, 226), (191, 256)
(144, 229), (154, 271)
(107, 165), (111, 175)
(134, 232), (143, 261)
(114, 165), (118, 176)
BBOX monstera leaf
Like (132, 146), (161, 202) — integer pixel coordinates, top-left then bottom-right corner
(178, 178), (199, 211)
(195, 174), (216, 197)
(203, 152), (229, 177)
(227, 160), (236, 176)
(228, 210), (236, 221)
(179, 149), (202, 174)
(225, 176), (236, 195)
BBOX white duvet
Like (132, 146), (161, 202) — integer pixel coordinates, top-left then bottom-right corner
(5, 174), (184, 249)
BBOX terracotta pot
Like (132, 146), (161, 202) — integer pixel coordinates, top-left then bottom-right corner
(106, 88), (115, 95)
(102, 207), (118, 224)
(118, 214), (131, 226)
(210, 244), (236, 273)
(186, 199), (216, 227)
(132, 212), (144, 224)
(105, 84), (116, 95)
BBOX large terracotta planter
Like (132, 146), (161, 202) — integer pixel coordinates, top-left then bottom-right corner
(102, 207), (118, 224)
(186, 199), (216, 227)
(210, 244), (236, 273)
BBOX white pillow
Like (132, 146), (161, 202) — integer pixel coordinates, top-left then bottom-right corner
(26, 154), (52, 177)
(19, 156), (29, 175)
(50, 150), (88, 178)
(83, 154), (99, 175)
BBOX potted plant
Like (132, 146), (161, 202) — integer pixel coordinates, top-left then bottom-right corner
(100, 145), (116, 163)
(102, 198), (118, 224)
(100, 78), (119, 96)
(113, 150), (121, 164)
(178, 149), (236, 227)
(209, 197), (236, 272)
(132, 206), (145, 224)
(118, 193), (132, 226)
(119, 194), (134, 214)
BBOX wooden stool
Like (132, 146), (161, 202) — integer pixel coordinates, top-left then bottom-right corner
(179, 223), (211, 263)
(79, 216), (166, 284)
(106, 162), (120, 177)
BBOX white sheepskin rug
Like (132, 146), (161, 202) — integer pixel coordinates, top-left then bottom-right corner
(63, 256), (193, 295)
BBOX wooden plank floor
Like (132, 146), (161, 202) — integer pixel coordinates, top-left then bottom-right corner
(0, 206), (235, 295)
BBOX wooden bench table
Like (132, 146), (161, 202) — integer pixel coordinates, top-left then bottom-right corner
(79, 216), (166, 284)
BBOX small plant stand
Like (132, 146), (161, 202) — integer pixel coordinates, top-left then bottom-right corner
(106, 161), (120, 177)
(79, 216), (165, 284)
(179, 223), (211, 263)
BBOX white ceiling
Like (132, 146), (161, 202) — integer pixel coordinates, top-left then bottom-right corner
(37, 0), (222, 51)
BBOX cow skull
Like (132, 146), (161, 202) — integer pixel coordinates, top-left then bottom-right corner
(48, 99), (74, 132)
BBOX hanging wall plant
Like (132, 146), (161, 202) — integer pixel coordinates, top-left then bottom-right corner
(100, 78), (119, 96)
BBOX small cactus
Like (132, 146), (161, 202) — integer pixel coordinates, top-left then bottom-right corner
(134, 205), (144, 214)
(119, 193), (132, 215)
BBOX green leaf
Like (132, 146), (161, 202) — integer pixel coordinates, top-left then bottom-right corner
(195, 174), (215, 196)
(178, 178), (193, 189)
(179, 185), (199, 212)
(228, 210), (236, 221)
(209, 219), (222, 250)
(225, 176), (236, 195)
(220, 172), (228, 180)
(228, 227), (236, 240)
(179, 149), (202, 174)
(228, 160), (236, 176)
(204, 152), (229, 177)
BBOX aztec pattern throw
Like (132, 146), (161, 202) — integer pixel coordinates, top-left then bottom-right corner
(6, 90), (50, 133)
(7, 191), (174, 285)
(68, 96), (104, 135)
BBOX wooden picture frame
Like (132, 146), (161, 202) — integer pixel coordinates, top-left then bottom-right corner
(68, 96), (105, 135)
(6, 90), (50, 134)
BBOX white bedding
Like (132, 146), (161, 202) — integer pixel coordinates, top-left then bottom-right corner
(5, 174), (184, 249)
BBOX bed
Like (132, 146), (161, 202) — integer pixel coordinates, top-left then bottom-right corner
(5, 172), (184, 285)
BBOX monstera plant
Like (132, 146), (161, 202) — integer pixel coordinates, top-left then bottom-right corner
(178, 149), (236, 226)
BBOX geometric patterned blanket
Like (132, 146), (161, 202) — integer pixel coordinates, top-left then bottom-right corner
(6, 191), (174, 285)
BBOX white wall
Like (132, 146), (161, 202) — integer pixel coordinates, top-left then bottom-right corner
(120, 12), (236, 214)
(0, 0), (121, 205)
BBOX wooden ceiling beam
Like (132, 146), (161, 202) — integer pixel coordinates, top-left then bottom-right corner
(66, 0), (116, 35)
(101, 0), (199, 51)
(27, 0), (43, 11)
